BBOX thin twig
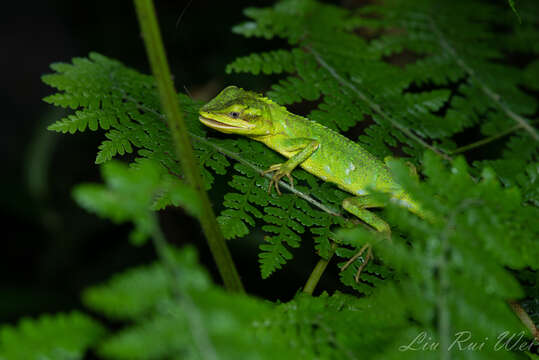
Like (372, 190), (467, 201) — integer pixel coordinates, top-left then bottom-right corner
(451, 125), (522, 155)
(509, 300), (539, 342)
(305, 46), (453, 161)
(429, 17), (539, 142)
(190, 134), (345, 218)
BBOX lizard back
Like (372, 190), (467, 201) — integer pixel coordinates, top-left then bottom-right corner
(256, 112), (403, 198)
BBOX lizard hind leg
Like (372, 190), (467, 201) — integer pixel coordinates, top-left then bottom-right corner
(341, 195), (391, 282)
(342, 196), (391, 234)
(340, 242), (373, 283)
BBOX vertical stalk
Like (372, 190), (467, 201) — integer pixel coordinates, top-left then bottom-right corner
(133, 0), (244, 292)
(303, 243), (336, 295)
(303, 256), (332, 295)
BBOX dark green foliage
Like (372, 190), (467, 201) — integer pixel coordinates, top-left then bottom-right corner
(332, 153), (538, 359)
(73, 159), (201, 245)
(0, 312), (106, 360)
(507, 0), (522, 22)
(262, 291), (408, 359)
(83, 245), (304, 360)
(34, 0), (539, 358)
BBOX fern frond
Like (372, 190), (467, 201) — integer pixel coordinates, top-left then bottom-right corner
(226, 49), (296, 75)
(73, 159), (201, 245)
(0, 312), (105, 360)
(478, 134), (539, 204)
(95, 128), (134, 163)
(332, 152), (538, 357)
(217, 163), (266, 240)
(85, 246), (302, 360)
(264, 290), (410, 358)
(83, 246), (210, 319)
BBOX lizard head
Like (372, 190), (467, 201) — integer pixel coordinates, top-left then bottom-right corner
(199, 86), (275, 136)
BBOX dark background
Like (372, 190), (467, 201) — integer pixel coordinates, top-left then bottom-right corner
(1, 0), (337, 324)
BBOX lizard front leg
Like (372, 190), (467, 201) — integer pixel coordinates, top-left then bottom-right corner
(262, 138), (319, 195)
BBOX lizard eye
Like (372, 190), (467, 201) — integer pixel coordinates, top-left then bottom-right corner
(230, 112), (240, 119)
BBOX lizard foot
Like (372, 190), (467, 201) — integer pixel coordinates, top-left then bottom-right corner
(340, 243), (373, 283)
(261, 163), (294, 195)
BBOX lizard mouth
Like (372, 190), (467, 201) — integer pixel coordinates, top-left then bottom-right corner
(199, 116), (250, 130)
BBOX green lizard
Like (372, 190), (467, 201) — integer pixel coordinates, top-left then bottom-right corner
(199, 86), (425, 277)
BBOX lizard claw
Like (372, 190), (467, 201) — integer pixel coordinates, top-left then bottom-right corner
(286, 173), (294, 188)
(274, 179), (281, 195)
(261, 163), (294, 195)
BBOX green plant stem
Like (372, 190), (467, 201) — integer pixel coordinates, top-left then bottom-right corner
(133, 0), (244, 293)
(451, 125), (522, 155)
(303, 243), (336, 295)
